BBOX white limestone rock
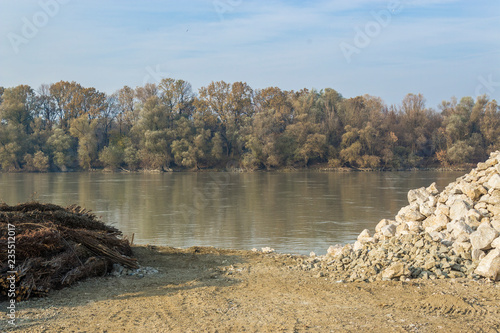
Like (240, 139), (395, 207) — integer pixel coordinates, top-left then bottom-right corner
(449, 200), (471, 221)
(327, 244), (343, 257)
(447, 219), (473, 239)
(423, 214), (449, 233)
(426, 182), (439, 196)
(261, 247), (275, 253)
(472, 249), (486, 262)
(382, 262), (409, 280)
(474, 248), (500, 281)
(488, 204), (500, 217)
(419, 202), (435, 217)
(466, 209), (483, 227)
(375, 219), (394, 234)
(491, 237), (500, 249)
(380, 224), (397, 237)
(408, 187), (430, 205)
(357, 229), (375, 243)
(470, 224), (499, 250)
(460, 183), (484, 201)
(353, 241), (364, 251)
(487, 173), (500, 191)
(396, 203), (426, 222)
(435, 203), (450, 217)
(488, 190), (500, 205)
(491, 218), (500, 233)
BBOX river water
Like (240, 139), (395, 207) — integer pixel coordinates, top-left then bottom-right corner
(0, 171), (463, 255)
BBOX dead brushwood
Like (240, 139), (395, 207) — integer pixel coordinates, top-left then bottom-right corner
(0, 202), (137, 301)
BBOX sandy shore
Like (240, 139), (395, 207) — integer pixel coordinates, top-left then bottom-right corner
(2, 245), (500, 332)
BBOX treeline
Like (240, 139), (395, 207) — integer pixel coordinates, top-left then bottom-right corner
(0, 79), (499, 172)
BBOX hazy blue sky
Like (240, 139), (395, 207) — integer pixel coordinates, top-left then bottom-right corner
(1, 0), (499, 108)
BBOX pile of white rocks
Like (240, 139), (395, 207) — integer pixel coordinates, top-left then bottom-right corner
(303, 151), (500, 282)
(110, 263), (159, 278)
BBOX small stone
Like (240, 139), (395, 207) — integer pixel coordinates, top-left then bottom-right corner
(426, 182), (439, 195)
(408, 187), (430, 205)
(395, 222), (409, 236)
(428, 231), (445, 241)
(424, 259), (437, 270)
(435, 203), (450, 217)
(452, 241), (472, 255)
(448, 219), (473, 238)
(375, 219), (393, 233)
(382, 262), (409, 279)
(472, 249), (486, 262)
(327, 244), (343, 257)
(357, 229), (371, 241)
(380, 224), (397, 238)
(261, 247), (275, 253)
(415, 239), (424, 248)
(419, 203), (435, 217)
(467, 209), (483, 227)
(352, 241), (363, 251)
(406, 221), (423, 233)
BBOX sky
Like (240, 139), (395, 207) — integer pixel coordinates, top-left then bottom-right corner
(0, 0), (499, 109)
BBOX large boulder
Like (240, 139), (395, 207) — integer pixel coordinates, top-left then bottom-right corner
(449, 200), (471, 221)
(396, 204), (425, 223)
(492, 218), (500, 233)
(491, 237), (500, 249)
(447, 219), (473, 239)
(474, 249), (500, 281)
(470, 224), (499, 250)
(461, 183), (484, 201)
(423, 214), (449, 233)
(487, 174), (500, 191)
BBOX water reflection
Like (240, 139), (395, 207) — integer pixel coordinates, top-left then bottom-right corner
(0, 171), (463, 255)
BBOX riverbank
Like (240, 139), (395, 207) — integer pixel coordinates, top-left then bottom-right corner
(0, 160), (475, 174)
(2, 245), (499, 332)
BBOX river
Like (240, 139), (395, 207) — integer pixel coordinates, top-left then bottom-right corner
(0, 171), (463, 255)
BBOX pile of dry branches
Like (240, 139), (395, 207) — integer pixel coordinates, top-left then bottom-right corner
(0, 202), (137, 300)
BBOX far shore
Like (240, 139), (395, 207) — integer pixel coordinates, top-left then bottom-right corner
(0, 163), (473, 174)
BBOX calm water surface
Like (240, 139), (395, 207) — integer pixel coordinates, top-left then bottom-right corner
(0, 171), (463, 255)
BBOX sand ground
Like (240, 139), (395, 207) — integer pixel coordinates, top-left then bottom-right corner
(2, 245), (500, 332)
